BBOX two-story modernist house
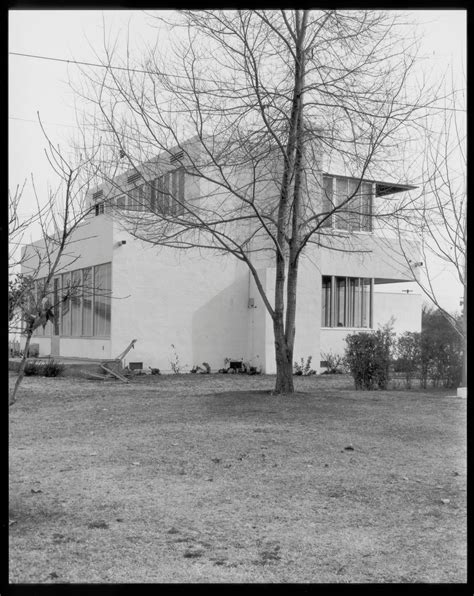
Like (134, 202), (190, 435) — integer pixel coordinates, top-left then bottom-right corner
(22, 136), (422, 373)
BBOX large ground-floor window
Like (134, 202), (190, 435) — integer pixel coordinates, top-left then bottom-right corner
(321, 275), (372, 328)
(32, 262), (112, 338)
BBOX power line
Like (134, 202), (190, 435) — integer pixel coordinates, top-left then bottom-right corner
(9, 50), (198, 81)
(9, 116), (83, 130)
(10, 50), (466, 113)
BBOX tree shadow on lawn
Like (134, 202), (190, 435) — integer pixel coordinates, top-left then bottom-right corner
(9, 495), (67, 530)
(198, 389), (340, 423)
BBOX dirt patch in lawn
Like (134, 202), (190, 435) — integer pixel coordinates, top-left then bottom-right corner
(9, 373), (466, 583)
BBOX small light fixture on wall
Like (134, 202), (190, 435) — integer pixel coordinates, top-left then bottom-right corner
(117, 240), (127, 246)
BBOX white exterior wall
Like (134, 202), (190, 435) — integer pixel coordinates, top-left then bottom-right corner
(22, 214), (113, 277)
(23, 336), (51, 357)
(373, 291), (422, 333)
(319, 233), (419, 282)
(110, 219), (252, 372)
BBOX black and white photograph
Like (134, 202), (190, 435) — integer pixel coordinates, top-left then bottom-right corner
(9, 8), (466, 585)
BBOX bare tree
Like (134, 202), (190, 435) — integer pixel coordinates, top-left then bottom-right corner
(74, 9), (434, 393)
(8, 179), (53, 335)
(396, 83), (466, 386)
(9, 116), (100, 406)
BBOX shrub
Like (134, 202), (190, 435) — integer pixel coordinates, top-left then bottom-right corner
(23, 360), (41, 376)
(420, 307), (463, 388)
(345, 320), (395, 390)
(23, 358), (64, 377)
(395, 331), (421, 388)
(42, 358), (64, 377)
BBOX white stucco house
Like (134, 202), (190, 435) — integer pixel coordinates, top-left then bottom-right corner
(22, 136), (422, 373)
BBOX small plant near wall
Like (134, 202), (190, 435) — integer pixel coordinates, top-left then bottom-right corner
(170, 344), (187, 374)
(293, 356), (316, 376)
(320, 351), (346, 374)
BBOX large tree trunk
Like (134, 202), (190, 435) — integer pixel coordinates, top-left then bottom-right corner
(271, 11), (307, 396)
(273, 316), (295, 394)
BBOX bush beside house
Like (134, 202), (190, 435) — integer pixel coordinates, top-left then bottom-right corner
(344, 308), (463, 390)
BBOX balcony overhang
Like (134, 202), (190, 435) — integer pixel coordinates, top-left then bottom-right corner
(374, 181), (417, 197)
(323, 172), (417, 197)
(374, 277), (415, 285)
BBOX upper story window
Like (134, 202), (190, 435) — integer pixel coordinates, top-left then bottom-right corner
(126, 183), (149, 211)
(321, 175), (373, 232)
(152, 167), (185, 216)
(113, 167), (186, 215)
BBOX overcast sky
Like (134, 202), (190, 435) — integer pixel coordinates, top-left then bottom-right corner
(8, 9), (466, 313)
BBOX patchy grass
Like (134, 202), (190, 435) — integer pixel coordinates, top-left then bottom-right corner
(9, 372), (466, 584)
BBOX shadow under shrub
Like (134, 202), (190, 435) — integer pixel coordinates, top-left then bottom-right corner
(23, 358), (64, 378)
(23, 360), (42, 376)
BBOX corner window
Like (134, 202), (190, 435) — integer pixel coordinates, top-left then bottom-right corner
(45, 264), (111, 337)
(321, 276), (372, 328)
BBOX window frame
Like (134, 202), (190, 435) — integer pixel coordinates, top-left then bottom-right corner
(322, 175), (373, 233)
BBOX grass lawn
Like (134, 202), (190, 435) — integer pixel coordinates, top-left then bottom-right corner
(9, 372), (466, 584)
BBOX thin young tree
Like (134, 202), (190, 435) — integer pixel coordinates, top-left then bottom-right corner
(9, 116), (100, 406)
(75, 9), (433, 393)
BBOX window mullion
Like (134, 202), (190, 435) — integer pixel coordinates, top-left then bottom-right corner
(330, 276), (336, 327)
(370, 278), (374, 328)
(344, 277), (349, 327)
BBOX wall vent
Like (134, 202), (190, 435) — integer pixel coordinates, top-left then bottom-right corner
(127, 172), (141, 184)
(170, 151), (184, 163)
(92, 190), (103, 200)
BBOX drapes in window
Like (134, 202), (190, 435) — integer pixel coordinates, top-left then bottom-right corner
(321, 276), (372, 328)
